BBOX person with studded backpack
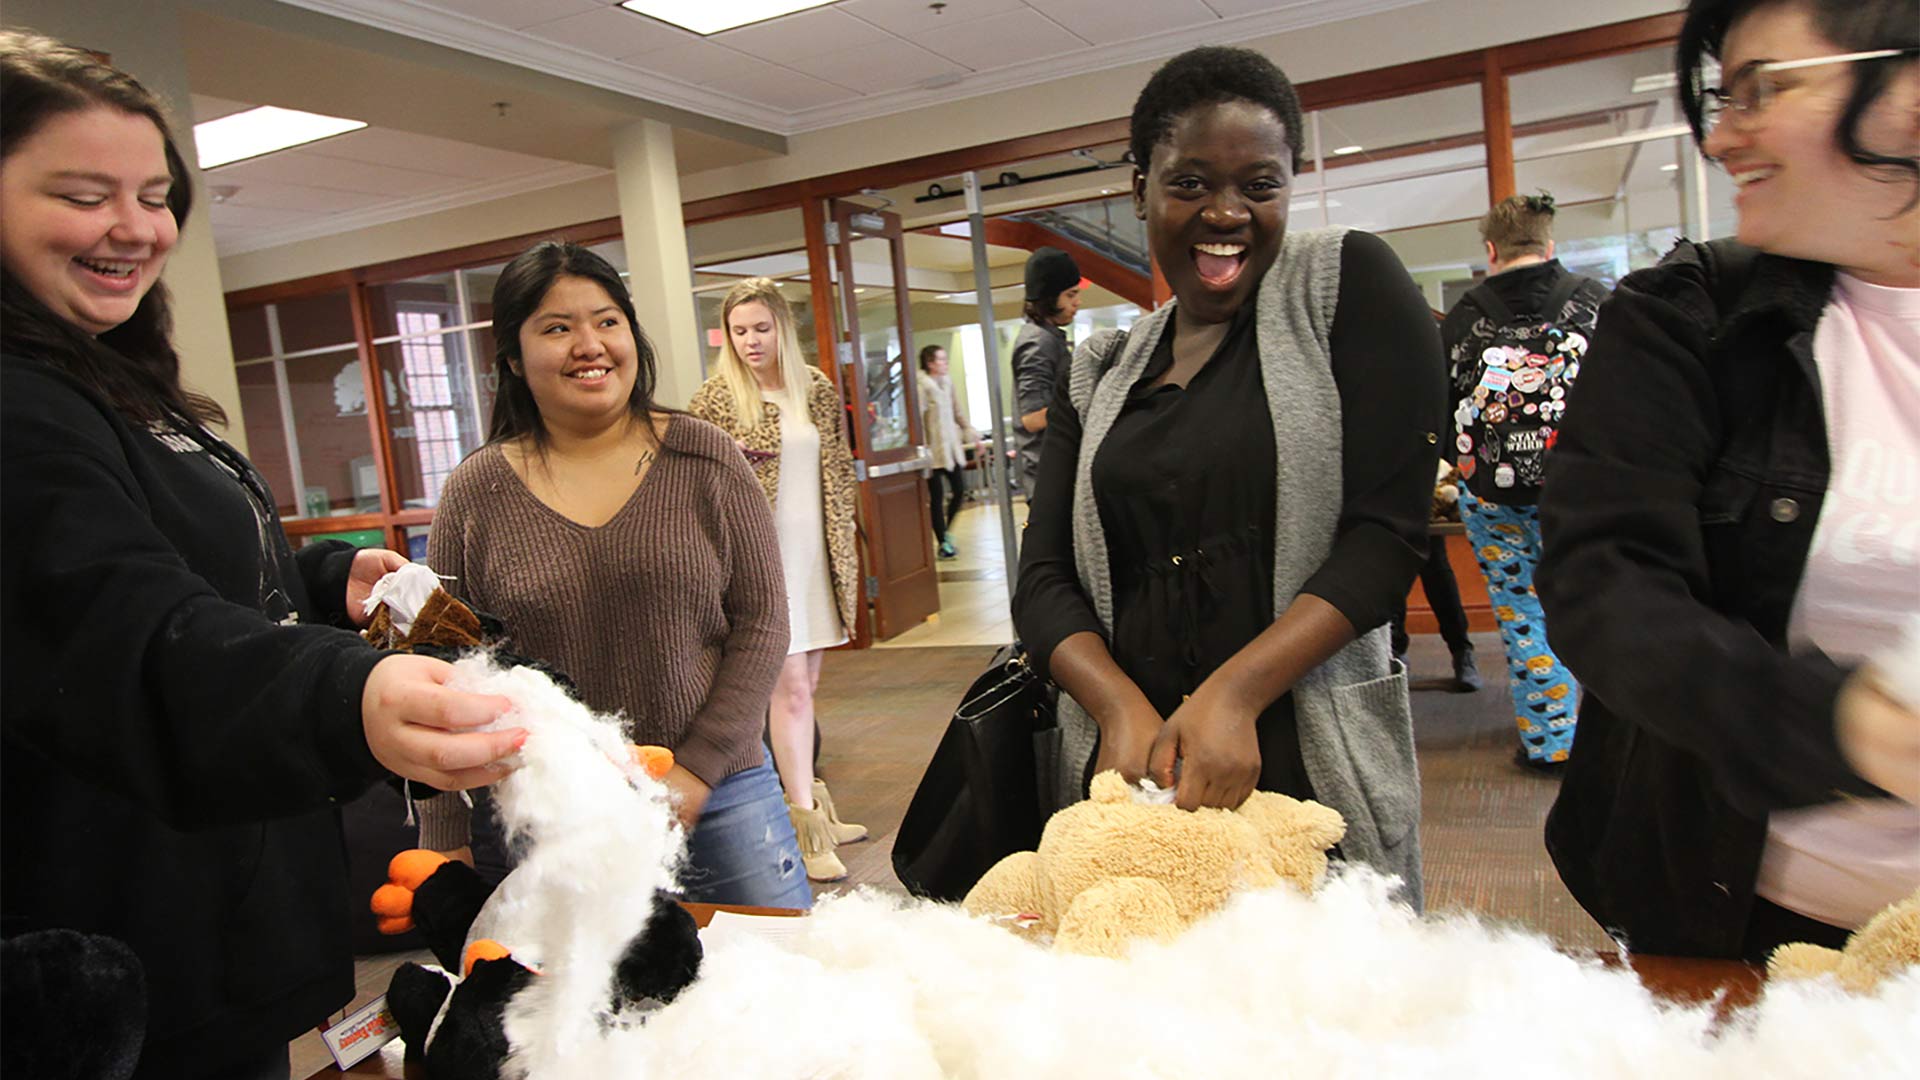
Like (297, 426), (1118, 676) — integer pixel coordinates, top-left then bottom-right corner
(1440, 192), (1609, 771)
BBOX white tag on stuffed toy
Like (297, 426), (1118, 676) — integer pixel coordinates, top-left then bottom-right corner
(321, 994), (401, 1068)
(362, 562), (448, 635)
(1133, 779), (1177, 806)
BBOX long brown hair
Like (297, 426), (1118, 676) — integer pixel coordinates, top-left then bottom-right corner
(0, 30), (222, 426)
(485, 241), (661, 445)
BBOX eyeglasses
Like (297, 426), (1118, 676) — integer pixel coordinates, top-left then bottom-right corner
(1701, 48), (1920, 136)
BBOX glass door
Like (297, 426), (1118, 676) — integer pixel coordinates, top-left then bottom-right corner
(830, 199), (940, 640)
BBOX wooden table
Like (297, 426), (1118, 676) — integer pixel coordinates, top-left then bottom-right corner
(312, 932), (1761, 1078)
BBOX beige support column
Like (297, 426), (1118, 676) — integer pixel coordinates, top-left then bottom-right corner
(9, 0), (246, 448)
(612, 119), (703, 408)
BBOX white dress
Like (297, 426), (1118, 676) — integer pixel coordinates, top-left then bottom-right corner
(767, 392), (848, 654)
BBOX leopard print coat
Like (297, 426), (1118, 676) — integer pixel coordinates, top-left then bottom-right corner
(687, 366), (861, 635)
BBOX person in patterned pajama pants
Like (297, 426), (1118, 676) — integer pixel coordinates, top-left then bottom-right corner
(1458, 489), (1578, 768)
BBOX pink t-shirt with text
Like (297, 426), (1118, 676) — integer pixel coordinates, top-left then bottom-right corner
(1761, 273), (1920, 929)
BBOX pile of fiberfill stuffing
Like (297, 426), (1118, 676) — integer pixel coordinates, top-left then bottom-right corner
(455, 654), (1916, 1079)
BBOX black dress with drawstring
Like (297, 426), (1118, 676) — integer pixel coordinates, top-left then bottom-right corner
(1013, 230), (1444, 802)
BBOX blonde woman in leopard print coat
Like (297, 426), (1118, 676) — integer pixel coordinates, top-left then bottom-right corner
(688, 277), (865, 882)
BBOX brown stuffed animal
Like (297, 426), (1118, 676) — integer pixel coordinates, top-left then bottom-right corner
(1768, 889), (1920, 993)
(962, 771), (1345, 958)
(364, 587), (484, 652)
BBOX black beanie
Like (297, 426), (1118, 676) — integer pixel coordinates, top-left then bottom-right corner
(1023, 247), (1081, 306)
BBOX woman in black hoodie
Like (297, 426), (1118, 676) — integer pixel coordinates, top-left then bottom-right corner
(0, 31), (524, 1079)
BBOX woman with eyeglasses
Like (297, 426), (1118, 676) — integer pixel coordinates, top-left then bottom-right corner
(1537, 0), (1919, 961)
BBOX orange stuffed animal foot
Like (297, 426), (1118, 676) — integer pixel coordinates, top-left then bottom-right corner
(463, 939), (514, 977)
(370, 849), (451, 935)
(630, 745), (674, 780)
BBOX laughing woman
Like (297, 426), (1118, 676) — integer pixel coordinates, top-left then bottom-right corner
(1012, 46), (1446, 906)
(1537, 0), (1919, 960)
(0, 32), (523, 1078)
(687, 278), (865, 884)
(420, 245), (812, 909)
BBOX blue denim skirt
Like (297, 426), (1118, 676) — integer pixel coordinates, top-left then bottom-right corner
(678, 749), (813, 909)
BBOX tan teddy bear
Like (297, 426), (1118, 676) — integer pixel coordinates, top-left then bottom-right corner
(1767, 889), (1920, 993)
(962, 771), (1345, 958)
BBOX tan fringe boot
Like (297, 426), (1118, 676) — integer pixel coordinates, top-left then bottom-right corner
(787, 800), (847, 882)
(811, 778), (869, 844)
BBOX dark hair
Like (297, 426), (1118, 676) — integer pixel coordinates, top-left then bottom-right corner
(1021, 298), (1058, 323)
(917, 343), (946, 372)
(1479, 191), (1557, 258)
(486, 241), (660, 445)
(1129, 46), (1305, 176)
(0, 30), (220, 426)
(1678, 0), (1919, 202)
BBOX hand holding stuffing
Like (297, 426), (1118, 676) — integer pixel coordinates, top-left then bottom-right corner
(362, 653), (526, 790)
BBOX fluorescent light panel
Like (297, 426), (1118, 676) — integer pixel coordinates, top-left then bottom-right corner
(1331, 145), (1364, 155)
(195, 106), (365, 169)
(619, 0), (840, 35)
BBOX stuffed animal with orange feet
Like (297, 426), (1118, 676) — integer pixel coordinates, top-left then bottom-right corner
(370, 746), (699, 1080)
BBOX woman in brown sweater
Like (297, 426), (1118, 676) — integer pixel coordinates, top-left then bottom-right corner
(420, 242), (811, 908)
(687, 278), (864, 883)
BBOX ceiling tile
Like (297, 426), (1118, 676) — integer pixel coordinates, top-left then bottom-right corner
(1201, 0), (1314, 16)
(424, 0), (604, 30)
(523, 6), (703, 60)
(782, 38), (967, 94)
(622, 40), (749, 86)
(207, 203), (305, 228)
(189, 93), (254, 123)
(284, 128), (563, 179)
(712, 8), (894, 65)
(1025, 0), (1220, 46)
(906, 8), (1091, 69)
(836, 0), (1030, 38)
(208, 152), (461, 197)
(696, 60), (862, 110)
(216, 178), (387, 214)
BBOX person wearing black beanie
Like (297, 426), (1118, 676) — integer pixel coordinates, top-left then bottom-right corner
(1012, 247), (1084, 497)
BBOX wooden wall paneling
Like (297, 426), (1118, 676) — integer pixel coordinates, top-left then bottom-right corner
(804, 196), (874, 649)
(1482, 50), (1516, 205)
(1404, 531), (1497, 635)
(225, 270), (358, 311)
(865, 471), (940, 641)
(282, 511), (388, 537)
(358, 218), (622, 287)
(975, 217), (1152, 310)
(1150, 256), (1171, 309)
(1494, 12), (1686, 75)
(346, 284), (402, 550)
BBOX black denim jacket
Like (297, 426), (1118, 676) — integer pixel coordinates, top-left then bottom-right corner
(1536, 240), (1884, 958)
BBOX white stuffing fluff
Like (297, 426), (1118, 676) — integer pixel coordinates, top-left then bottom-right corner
(440, 654), (682, 1079)
(451, 653), (1918, 1078)
(361, 562), (446, 633)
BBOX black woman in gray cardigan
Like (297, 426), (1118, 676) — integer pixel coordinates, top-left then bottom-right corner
(1013, 46), (1445, 908)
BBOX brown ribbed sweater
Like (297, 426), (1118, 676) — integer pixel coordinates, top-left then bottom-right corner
(416, 415), (788, 848)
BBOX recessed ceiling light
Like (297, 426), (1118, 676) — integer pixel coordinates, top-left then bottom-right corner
(1660, 163), (1680, 171)
(194, 106), (366, 170)
(619, 0), (839, 35)
(1331, 145), (1364, 156)
(1631, 73), (1679, 94)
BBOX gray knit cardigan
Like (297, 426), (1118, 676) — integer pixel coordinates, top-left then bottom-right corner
(1056, 226), (1424, 909)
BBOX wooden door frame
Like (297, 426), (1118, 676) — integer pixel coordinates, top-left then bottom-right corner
(826, 200), (940, 642)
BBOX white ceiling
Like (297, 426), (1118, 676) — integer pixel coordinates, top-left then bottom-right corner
(193, 94), (608, 255)
(273, 0), (1436, 134)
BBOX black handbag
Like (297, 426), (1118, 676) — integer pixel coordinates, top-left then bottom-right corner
(892, 643), (1060, 901)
